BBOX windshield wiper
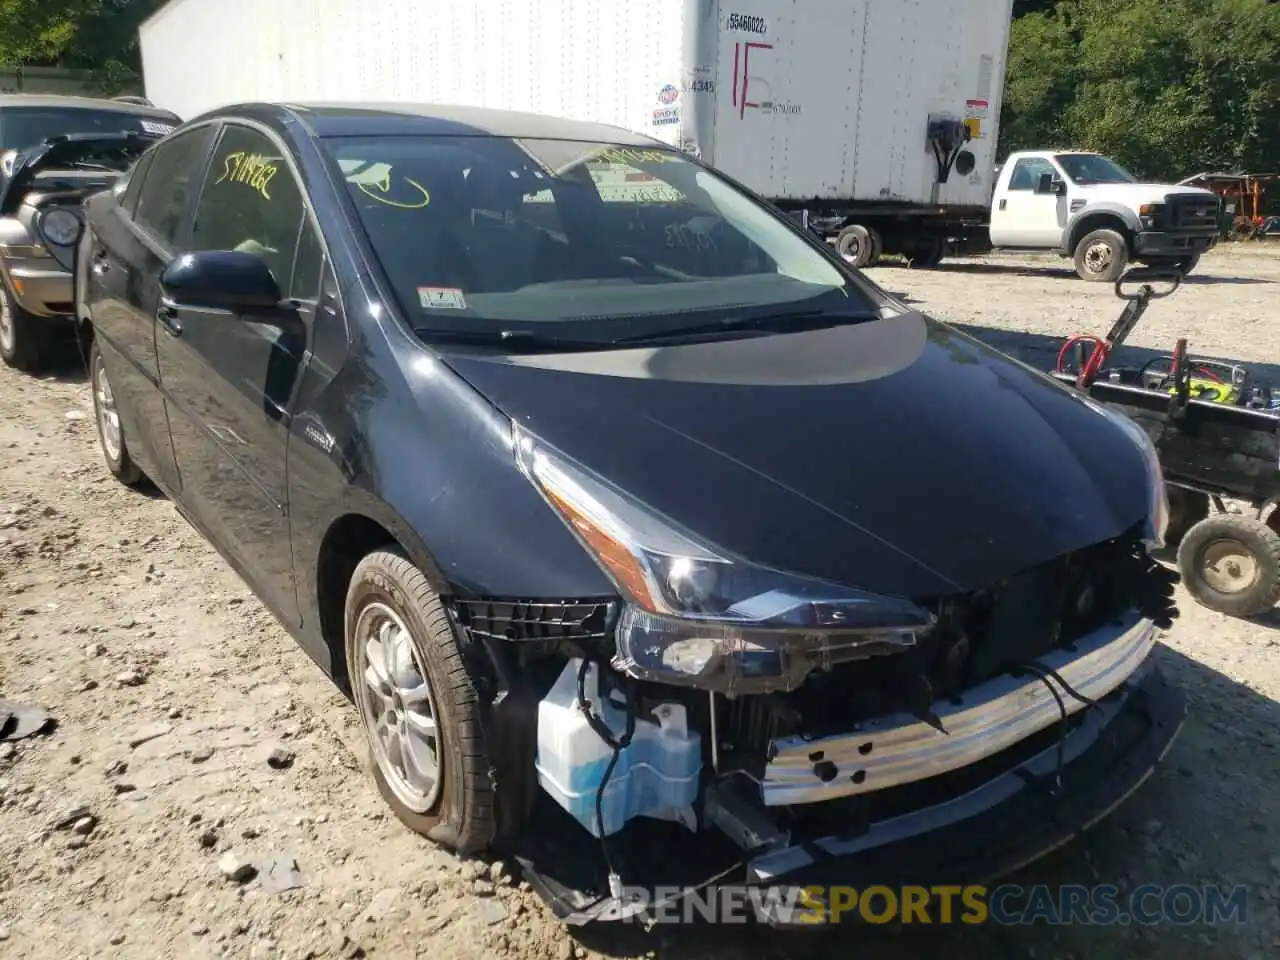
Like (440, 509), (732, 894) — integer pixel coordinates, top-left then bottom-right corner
(607, 309), (877, 346)
(414, 327), (611, 351)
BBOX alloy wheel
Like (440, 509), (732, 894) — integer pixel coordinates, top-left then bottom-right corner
(93, 351), (123, 464)
(0, 288), (13, 355)
(352, 601), (443, 812)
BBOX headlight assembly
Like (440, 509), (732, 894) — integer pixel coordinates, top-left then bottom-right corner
(1092, 401), (1169, 548)
(512, 424), (934, 697)
(37, 208), (83, 248)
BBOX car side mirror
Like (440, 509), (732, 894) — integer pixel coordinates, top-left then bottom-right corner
(160, 250), (282, 311)
(1036, 172), (1067, 196)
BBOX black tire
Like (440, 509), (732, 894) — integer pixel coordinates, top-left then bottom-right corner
(867, 226), (884, 266)
(835, 225), (873, 267)
(0, 280), (50, 372)
(344, 549), (497, 855)
(1164, 486), (1210, 547)
(88, 340), (144, 486)
(1175, 253), (1201, 276)
(908, 237), (946, 268)
(1073, 228), (1129, 282)
(1176, 514), (1280, 618)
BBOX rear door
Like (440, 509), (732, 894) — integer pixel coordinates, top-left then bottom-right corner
(155, 120), (318, 626)
(83, 123), (214, 495)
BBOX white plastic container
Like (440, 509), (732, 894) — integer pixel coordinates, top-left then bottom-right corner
(535, 658), (701, 838)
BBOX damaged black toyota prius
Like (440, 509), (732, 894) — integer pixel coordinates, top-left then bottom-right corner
(79, 102), (1185, 925)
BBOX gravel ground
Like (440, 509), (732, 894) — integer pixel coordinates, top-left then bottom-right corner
(1, 247), (1278, 960)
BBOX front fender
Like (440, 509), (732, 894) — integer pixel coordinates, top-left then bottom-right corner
(1063, 202), (1143, 251)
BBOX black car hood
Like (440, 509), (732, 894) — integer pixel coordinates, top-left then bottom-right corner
(0, 132), (158, 213)
(439, 313), (1151, 598)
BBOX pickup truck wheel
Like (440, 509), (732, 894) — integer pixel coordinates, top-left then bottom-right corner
(1176, 514), (1280, 618)
(345, 549), (497, 855)
(835, 225), (873, 267)
(0, 283), (49, 372)
(1073, 229), (1129, 282)
(1175, 254), (1200, 276)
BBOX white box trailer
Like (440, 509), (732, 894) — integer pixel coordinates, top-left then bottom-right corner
(139, 0), (1015, 264)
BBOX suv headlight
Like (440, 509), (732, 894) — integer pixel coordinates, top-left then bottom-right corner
(513, 424), (934, 697)
(1090, 401), (1169, 548)
(37, 208), (83, 247)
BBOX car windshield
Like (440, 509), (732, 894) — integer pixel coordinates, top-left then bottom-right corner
(0, 107), (177, 152)
(1054, 153), (1137, 185)
(323, 135), (872, 343)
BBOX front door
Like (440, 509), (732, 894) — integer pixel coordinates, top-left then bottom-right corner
(155, 122), (318, 627)
(990, 156), (1067, 248)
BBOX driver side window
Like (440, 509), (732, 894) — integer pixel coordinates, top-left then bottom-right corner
(189, 125), (305, 289)
(1008, 158), (1056, 191)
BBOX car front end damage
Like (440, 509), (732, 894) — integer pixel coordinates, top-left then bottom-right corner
(442, 420), (1185, 926)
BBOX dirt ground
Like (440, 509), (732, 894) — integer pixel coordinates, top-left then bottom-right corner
(2, 246), (1278, 960)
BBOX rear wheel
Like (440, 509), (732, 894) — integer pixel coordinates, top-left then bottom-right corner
(345, 549), (497, 854)
(0, 282), (49, 372)
(89, 340), (144, 486)
(908, 237), (946, 268)
(1176, 514), (1280, 618)
(1073, 228), (1129, 282)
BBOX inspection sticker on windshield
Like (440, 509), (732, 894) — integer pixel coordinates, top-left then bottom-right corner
(140, 120), (175, 135)
(418, 286), (467, 310)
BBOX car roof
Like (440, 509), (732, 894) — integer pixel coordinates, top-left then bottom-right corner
(207, 101), (665, 147)
(0, 93), (180, 120)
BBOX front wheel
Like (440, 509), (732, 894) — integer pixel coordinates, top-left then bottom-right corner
(344, 549), (497, 854)
(0, 282), (49, 372)
(1073, 228), (1129, 282)
(1176, 514), (1280, 618)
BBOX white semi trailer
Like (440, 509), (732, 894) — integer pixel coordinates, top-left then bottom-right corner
(138, 0), (1015, 267)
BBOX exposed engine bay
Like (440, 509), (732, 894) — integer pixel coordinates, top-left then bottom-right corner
(448, 523), (1181, 925)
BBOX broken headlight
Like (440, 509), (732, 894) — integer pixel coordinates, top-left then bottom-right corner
(513, 424), (933, 697)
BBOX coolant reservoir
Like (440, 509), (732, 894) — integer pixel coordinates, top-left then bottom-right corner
(535, 658), (701, 837)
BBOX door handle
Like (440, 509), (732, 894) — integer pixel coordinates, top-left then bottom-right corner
(157, 299), (183, 337)
(998, 199), (1007, 211)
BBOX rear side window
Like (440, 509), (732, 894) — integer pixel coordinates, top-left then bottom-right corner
(119, 150), (155, 216)
(134, 127), (210, 247)
(189, 124), (305, 289)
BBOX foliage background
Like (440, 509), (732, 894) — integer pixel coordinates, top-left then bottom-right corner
(1, 0), (1278, 180)
(1004, 0), (1280, 179)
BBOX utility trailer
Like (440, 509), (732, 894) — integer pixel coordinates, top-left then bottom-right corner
(138, 0), (1014, 266)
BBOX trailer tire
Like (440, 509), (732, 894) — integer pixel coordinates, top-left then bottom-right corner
(1073, 228), (1128, 282)
(1164, 485), (1209, 547)
(867, 226), (884, 266)
(908, 238), (945, 268)
(1176, 514), (1280, 618)
(835, 225), (873, 267)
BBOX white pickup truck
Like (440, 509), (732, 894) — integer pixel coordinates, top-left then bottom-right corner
(987, 150), (1223, 281)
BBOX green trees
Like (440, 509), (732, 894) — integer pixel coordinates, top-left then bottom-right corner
(0, 0), (161, 79)
(1002, 0), (1280, 180)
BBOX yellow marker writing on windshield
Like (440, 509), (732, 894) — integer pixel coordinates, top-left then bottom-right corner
(357, 175), (431, 209)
